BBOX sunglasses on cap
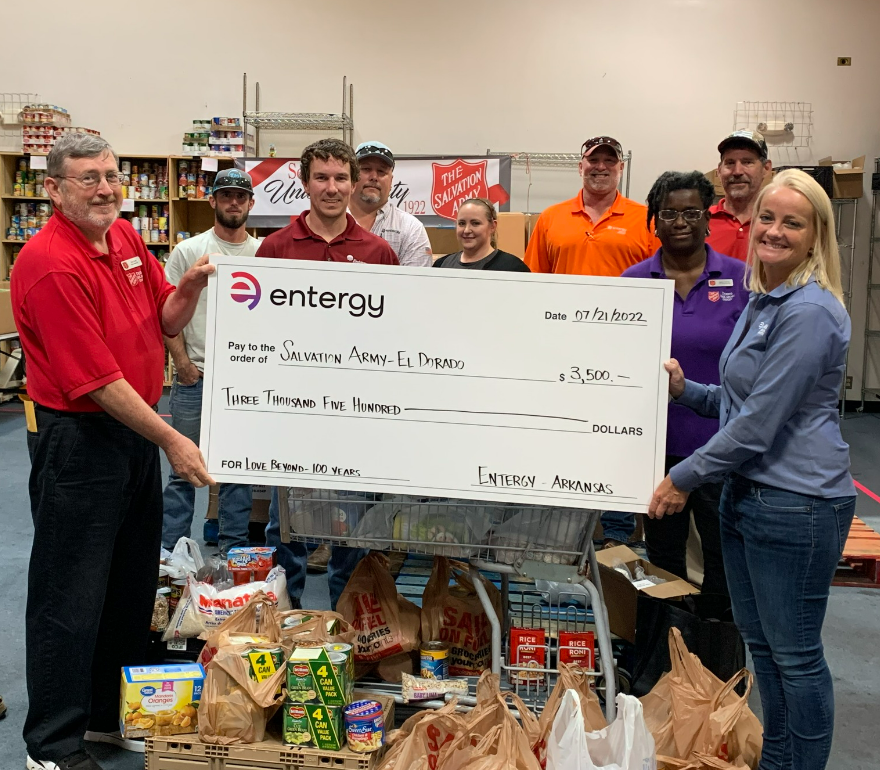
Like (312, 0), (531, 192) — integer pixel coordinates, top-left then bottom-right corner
(581, 136), (623, 159)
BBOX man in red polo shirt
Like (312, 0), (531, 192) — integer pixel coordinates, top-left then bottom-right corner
(12, 134), (214, 770)
(524, 136), (657, 276)
(258, 138), (397, 611)
(707, 130), (772, 261)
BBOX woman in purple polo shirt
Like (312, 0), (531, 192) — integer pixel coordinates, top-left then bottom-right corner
(624, 171), (748, 594)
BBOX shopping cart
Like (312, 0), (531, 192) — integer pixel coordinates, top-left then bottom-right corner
(278, 488), (619, 722)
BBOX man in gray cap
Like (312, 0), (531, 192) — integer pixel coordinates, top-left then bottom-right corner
(161, 168), (261, 555)
(349, 140), (433, 267)
(707, 130), (772, 262)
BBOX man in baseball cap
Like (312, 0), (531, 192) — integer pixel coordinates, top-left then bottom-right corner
(349, 140), (433, 268)
(524, 134), (656, 277)
(707, 130), (772, 261)
(160, 167), (260, 557)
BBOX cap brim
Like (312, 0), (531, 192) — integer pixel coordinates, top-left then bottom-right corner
(718, 138), (765, 157)
(583, 143), (622, 159)
(357, 152), (394, 166)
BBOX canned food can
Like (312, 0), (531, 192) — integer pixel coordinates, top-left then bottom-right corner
(420, 641), (450, 680)
(158, 216), (167, 230)
(121, 161), (131, 174)
(24, 184), (35, 197)
(324, 642), (354, 680)
(283, 702), (313, 747)
(286, 658), (318, 703)
(243, 645), (285, 683)
(151, 229), (159, 243)
(168, 579), (186, 611)
(13, 183), (22, 196)
(27, 216), (36, 228)
(344, 700), (385, 753)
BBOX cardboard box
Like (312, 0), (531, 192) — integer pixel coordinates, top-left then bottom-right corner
(425, 226), (459, 258)
(207, 483), (270, 523)
(595, 545), (699, 644)
(0, 281), (15, 335)
(120, 663), (205, 739)
(818, 156), (865, 199)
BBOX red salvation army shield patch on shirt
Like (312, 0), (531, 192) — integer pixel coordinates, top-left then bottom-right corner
(121, 255), (144, 287)
(708, 290), (720, 303)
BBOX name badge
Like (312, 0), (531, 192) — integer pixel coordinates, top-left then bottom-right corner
(708, 278), (733, 287)
(121, 256), (142, 270)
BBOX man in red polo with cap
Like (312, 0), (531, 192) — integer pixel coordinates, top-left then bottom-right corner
(258, 137), (398, 611)
(12, 133), (214, 770)
(525, 136), (657, 276)
(707, 130), (773, 261)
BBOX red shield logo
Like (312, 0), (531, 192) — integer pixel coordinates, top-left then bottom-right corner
(431, 159), (490, 221)
(126, 269), (144, 287)
(708, 290), (720, 303)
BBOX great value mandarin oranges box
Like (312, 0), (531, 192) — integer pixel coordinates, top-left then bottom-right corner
(120, 663), (205, 738)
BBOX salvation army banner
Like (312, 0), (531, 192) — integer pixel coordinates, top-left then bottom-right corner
(235, 155), (512, 228)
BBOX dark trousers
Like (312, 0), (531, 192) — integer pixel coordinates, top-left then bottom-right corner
(643, 455), (729, 597)
(24, 408), (163, 761)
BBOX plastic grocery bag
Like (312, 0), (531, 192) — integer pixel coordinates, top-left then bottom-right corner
(164, 536), (205, 577)
(640, 629), (761, 768)
(198, 594), (290, 745)
(421, 557), (503, 676)
(377, 698), (468, 770)
(535, 664), (607, 767)
(493, 507), (595, 565)
(162, 566), (291, 641)
(337, 552), (421, 668)
(197, 591), (283, 667)
(548, 693), (656, 770)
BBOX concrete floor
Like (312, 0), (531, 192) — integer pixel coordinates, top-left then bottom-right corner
(0, 400), (878, 769)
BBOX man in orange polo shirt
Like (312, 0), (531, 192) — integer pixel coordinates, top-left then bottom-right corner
(706, 130), (772, 262)
(525, 137), (657, 276)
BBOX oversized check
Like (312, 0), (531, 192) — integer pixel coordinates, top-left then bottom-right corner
(200, 257), (673, 512)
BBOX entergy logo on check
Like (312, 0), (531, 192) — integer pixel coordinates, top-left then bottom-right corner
(230, 271), (261, 310)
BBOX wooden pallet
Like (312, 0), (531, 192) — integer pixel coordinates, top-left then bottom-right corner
(833, 516), (880, 588)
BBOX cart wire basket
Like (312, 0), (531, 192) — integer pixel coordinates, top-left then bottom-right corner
(278, 486), (620, 721)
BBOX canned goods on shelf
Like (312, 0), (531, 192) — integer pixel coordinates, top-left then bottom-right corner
(420, 641), (450, 680)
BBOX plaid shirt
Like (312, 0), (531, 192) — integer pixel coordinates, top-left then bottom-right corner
(370, 200), (433, 267)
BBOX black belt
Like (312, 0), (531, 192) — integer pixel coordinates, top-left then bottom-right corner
(34, 403), (159, 417)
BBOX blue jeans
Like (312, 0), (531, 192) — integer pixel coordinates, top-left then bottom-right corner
(266, 488), (369, 610)
(161, 377), (252, 556)
(600, 509), (636, 543)
(720, 475), (855, 770)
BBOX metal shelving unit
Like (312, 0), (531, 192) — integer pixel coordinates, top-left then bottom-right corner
(242, 73), (354, 157)
(833, 198), (858, 417)
(487, 150), (632, 198)
(861, 157), (880, 409)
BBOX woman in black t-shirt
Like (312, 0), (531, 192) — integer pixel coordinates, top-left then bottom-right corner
(433, 198), (530, 272)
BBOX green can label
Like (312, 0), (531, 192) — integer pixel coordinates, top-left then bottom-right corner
(305, 703), (344, 751)
(283, 703), (313, 747)
(286, 661), (318, 703)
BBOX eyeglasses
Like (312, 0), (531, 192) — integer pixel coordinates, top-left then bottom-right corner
(56, 172), (124, 188)
(657, 209), (705, 223)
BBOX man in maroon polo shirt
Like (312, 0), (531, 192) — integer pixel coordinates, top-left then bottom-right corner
(258, 138), (398, 611)
(11, 134), (214, 770)
(707, 130), (773, 261)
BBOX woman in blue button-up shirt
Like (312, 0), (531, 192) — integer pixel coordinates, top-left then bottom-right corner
(649, 169), (856, 770)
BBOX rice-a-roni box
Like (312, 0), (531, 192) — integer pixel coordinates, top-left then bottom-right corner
(120, 663), (205, 738)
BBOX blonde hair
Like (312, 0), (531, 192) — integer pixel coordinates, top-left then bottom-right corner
(745, 168), (844, 305)
(456, 198), (498, 248)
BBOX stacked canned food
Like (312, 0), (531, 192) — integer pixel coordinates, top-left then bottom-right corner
(119, 161), (169, 201)
(125, 204), (170, 245)
(21, 125), (101, 154)
(181, 120), (212, 155)
(282, 642), (385, 753)
(176, 160), (217, 200)
(211, 117), (245, 155)
(6, 201), (52, 241)
(11, 161), (48, 198)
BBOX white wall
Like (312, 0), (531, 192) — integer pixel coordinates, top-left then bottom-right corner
(4, 0), (880, 397)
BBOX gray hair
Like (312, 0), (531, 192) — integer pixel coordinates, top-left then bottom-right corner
(47, 134), (119, 178)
